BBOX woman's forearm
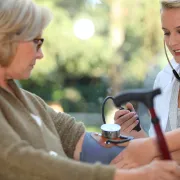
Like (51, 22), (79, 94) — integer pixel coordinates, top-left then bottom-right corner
(150, 128), (180, 157)
(171, 150), (180, 164)
(154, 150), (180, 164)
(164, 128), (180, 151)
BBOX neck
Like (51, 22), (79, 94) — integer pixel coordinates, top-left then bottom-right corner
(0, 67), (14, 94)
(0, 79), (14, 94)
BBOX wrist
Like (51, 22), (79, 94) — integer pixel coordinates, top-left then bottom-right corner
(129, 129), (148, 139)
(134, 129), (148, 138)
(146, 137), (160, 157)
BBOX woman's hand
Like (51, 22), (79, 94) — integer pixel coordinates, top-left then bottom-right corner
(114, 160), (180, 180)
(138, 160), (180, 180)
(136, 160), (180, 180)
(114, 102), (147, 138)
(110, 137), (158, 168)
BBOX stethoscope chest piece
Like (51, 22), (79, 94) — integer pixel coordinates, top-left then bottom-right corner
(101, 124), (120, 139)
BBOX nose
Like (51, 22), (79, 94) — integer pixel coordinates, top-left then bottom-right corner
(36, 49), (44, 60)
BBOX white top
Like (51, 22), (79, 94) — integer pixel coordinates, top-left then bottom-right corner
(149, 58), (180, 136)
(166, 79), (180, 131)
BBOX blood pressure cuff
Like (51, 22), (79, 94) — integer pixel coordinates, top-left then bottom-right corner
(80, 132), (126, 164)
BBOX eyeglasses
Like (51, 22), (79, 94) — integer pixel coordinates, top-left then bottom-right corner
(33, 38), (44, 51)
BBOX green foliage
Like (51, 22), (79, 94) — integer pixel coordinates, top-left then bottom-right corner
(86, 126), (101, 133)
(119, 0), (163, 88)
(32, 0), (111, 80)
(21, 0), (165, 112)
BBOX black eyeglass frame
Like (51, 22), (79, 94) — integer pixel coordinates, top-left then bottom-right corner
(33, 38), (44, 51)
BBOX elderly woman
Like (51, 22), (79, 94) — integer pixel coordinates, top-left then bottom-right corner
(0, 0), (180, 180)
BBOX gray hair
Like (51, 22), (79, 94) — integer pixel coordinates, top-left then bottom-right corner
(161, 0), (180, 9)
(0, 0), (53, 66)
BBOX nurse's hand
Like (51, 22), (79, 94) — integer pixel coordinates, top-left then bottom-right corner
(114, 102), (147, 138)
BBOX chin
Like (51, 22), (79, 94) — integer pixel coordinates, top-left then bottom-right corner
(174, 57), (180, 64)
(13, 72), (31, 80)
(21, 74), (31, 80)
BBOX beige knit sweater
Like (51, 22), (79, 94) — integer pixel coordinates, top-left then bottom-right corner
(0, 80), (115, 180)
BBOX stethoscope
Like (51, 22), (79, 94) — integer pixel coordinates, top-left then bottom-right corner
(99, 41), (174, 159)
(164, 40), (180, 81)
(101, 87), (171, 160)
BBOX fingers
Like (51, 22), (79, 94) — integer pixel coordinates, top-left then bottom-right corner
(125, 102), (135, 111)
(114, 102), (140, 133)
(119, 115), (138, 130)
(122, 120), (139, 133)
(161, 161), (180, 175)
(122, 162), (139, 169)
(114, 102), (135, 120)
(159, 171), (178, 180)
(114, 111), (137, 125)
(116, 114), (139, 132)
(114, 109), (130, 121)
(149, 160), (180, 180)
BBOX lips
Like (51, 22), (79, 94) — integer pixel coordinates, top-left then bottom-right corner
(173, 50), (180, 56)
(173, 49), (180, 53)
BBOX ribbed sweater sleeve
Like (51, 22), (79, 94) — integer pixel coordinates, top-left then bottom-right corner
(32, 93), (86, 158)
(52, 112), (85, 158)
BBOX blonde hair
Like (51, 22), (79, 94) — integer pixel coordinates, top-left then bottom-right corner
(0, 0), (53, 66)
(161, 0), (180, 9)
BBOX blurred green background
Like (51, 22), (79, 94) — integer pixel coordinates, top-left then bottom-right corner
(20, 0), (170, 133)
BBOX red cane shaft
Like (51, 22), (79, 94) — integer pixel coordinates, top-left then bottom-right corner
(154, 123), (172, 160)
(149, 108), (171, 160)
